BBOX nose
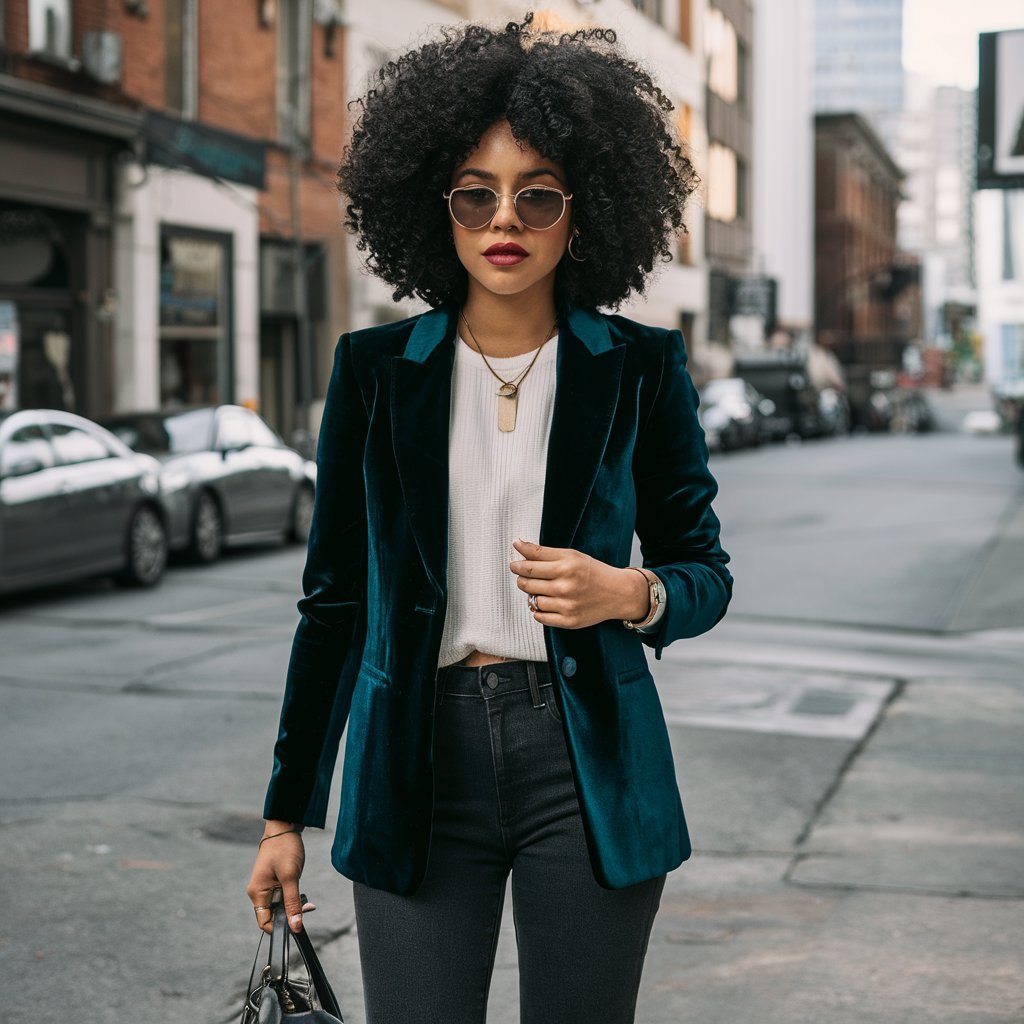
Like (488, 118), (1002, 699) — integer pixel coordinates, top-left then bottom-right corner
(490, 192), (523, 231)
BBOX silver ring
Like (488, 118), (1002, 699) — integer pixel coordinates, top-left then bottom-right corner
(528, 594), (539, 613)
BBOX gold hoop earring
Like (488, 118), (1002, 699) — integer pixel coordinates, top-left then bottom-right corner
(567, 227), (585, 263)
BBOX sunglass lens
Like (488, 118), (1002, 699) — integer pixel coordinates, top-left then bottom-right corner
(450, 188), (497, 228)
(516, 188), (565, 228)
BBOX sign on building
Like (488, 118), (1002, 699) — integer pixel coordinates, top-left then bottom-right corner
(977, 29), (1024, 190)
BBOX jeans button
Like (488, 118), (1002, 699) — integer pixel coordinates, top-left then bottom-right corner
(560, 656), (577, 678)
(485, 671), (499, 690)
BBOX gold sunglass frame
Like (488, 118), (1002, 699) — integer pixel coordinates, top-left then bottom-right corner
(442, 184), (574, 231)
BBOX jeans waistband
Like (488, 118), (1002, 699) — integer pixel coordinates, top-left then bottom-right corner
(436, 659), (552, 699)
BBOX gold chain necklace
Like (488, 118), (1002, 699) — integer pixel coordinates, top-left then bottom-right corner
(459, 311), (558, 432)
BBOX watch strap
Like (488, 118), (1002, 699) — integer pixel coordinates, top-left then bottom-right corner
(622, 566), (663, 630)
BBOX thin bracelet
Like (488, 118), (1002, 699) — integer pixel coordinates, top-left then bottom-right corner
(259, 828), (302, 847)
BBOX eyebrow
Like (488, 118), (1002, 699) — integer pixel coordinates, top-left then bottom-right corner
(453, 166), (565, 185)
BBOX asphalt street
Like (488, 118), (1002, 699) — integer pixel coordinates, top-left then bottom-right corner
(1, 389), (1022, 1023)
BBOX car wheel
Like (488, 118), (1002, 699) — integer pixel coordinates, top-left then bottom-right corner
(116, 504), (168, 587)
(189, 490), (224, 563)
(289, 485), (314, 544)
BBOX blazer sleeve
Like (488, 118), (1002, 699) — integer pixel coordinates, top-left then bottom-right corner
(263, 332), (369, 826)
(631, 328), (733, 660)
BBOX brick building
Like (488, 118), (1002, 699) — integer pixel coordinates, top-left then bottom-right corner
(814, 112), (919, 388)
(0, 0), (347, 434)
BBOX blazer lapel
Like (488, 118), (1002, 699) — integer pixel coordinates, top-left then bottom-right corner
(391, 306), (456, 597)
(391, 303), (625, 600)
(538, 305), (625, 552)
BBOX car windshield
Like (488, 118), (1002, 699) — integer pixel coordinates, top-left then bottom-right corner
(106, 409), (215, 454)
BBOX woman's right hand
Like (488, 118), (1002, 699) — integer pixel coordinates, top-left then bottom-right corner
(246, 820), (311, 934)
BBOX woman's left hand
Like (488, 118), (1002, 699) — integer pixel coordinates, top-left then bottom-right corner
(509, 538), (648, 629)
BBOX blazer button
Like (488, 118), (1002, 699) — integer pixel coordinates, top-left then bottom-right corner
(561, 656), (577, 678)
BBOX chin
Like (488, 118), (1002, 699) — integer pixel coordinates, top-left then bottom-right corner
(472, 265), (557, 297)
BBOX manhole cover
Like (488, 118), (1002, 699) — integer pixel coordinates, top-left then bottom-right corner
(200, 813), (267, 844)
(657, 664), (896, 740)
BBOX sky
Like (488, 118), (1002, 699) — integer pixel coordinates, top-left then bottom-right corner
(903, 0), (1024, 88)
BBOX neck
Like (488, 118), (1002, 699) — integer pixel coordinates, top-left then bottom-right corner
(459, 282), (559, 357)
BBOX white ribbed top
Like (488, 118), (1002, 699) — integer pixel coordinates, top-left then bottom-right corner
(436, 329), (559, 669)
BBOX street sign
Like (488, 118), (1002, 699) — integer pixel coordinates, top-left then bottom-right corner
(977, 29), (1024, 190)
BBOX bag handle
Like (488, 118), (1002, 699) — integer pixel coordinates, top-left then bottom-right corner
(266, 888), (345, 1020)
(268, 889), (290, 986)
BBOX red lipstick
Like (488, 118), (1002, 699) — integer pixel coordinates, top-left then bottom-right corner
(484, 242), (528, 266)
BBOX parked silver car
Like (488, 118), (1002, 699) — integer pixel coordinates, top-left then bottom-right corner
(100, 405), (316, 564)
(0, 409), (167, 595)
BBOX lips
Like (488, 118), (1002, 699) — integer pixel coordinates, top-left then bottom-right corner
(484, 243), (528, 256)
(483, 241), (528, 267)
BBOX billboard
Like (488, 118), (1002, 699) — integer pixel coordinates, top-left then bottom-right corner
(977, 29), (1024, 190)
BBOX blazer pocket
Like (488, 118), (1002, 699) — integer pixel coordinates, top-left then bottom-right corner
(360, 660), (392, 686)
(617, 663), (652, 685)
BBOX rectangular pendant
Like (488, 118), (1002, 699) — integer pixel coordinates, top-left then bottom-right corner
(498, 393), (517, 432)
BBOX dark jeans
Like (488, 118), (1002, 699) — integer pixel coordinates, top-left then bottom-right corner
(352, 659), (666, 1024)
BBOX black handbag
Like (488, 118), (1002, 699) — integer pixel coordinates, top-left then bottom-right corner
(240, 891), (345, 1024)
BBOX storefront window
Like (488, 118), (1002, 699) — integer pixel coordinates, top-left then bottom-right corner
(0, 204), (77, 412)
(159, 230), (231, 407)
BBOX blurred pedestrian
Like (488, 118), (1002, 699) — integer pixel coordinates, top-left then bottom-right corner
(247, 12), (732, 1023)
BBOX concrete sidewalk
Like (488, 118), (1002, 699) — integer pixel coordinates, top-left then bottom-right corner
(313, 663), (1024, 1024)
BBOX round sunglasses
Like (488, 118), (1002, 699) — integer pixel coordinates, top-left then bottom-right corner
(442, 184), (573, 231)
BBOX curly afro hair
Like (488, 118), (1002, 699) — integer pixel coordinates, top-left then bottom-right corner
(337, 11), (699, 312)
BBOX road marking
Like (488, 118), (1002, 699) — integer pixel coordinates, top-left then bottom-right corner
(657, 663), (895, 740)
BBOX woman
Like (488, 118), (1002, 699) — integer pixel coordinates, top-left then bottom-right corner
(247, 12), (732, 1023)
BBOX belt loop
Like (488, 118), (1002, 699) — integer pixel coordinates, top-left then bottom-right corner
(526, 661), (545, 708)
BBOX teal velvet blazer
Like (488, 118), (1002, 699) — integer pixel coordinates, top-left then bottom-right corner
(264, 302), (732, 895)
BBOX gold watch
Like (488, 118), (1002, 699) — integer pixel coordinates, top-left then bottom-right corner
(622, 567), (664, 630)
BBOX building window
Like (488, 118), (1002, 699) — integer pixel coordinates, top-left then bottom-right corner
(631, 0), (663, 23)
(707, 142), (738, 223)
(29, 0), (72, 60)
(679, 310), (696, 347)
(737, 40), (748, 106)
(676, 103), (695, 262)
(159, 229), (232, 407)
(165, 0), (197, 118)
(678, 0), (692, 48)
(736, 156), (748, 221)
(676, 229), (693, 266)
(278, 0), (313, 149)
(1000, 324), (1024, 379)
(705, 6), (738, 103)
(1004, 191), (1023, 282)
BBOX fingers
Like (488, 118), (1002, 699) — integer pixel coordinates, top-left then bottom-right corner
(250, 896), (275, 933)
(247, 875), (276, 932)
(515, 571), (565, 596)
(509, 538), (562, 574)
(281, 877), (305, 934)
(248, 837), (309, 935)
(528, 602), (564, 625)
(510, 559), (561, 580)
